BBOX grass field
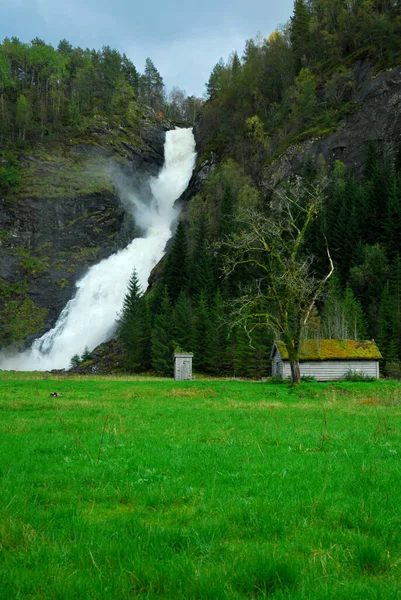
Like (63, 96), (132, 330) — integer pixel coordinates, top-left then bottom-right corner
(1, 373), (401, 599)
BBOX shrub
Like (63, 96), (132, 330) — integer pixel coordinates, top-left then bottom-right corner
(301, 375), (317, 382)
(344, 369), (376, 382)
(385, 360), (401, 379)
(70, 354), (81, 369)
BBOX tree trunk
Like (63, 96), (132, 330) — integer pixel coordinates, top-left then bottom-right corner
(290, 360), (301, 385)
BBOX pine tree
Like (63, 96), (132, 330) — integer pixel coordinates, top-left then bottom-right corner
(390, 254), (401, 358)
(219, 184), (235, 237)
(119, 269), (145, 372)
(377, 283), (397, 366)
(207, 290), (231, 375)
(140, 298), (152, 371)
(139, 58), (165, 111)
(172, 290), (193, 353)
(193, 292), (213, 372)
(232, 324), (255, 377)
(164, 219), (189, 303)
(290, 0), (311, 72)
(383, 174), (401, 260)
(151, 286), (173, 376)
(190, 215), (215, 303)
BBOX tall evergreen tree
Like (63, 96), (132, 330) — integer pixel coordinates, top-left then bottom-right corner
(377, 283), (398, 366)
(119, 269), (146, 372)
(207, 290), (231, 375)
(190, 215), (215, 303)
(151, 286), (173, 376)
(290, 0), (311, 72)
(172, 290), (194, 352)
(164, 219), (189, 303)
(139, 58), (165, 111)
(193, 292), (213, 372)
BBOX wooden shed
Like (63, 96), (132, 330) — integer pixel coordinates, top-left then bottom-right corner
(174, 352), (193, 381)
(270, 339), (382, 381)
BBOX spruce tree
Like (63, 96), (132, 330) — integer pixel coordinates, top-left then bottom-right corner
(190, 215), (215, 303)
(390, 254), (401, 358)
(377, 283), (397, 366)
(172, 290), (194, 353)
(207, 290), (231, 375)
(140, 298), (152, 371)
(219, 184), (235, 237)
(164, 219), (189, 303)
(193, 292), (213, 372)
(119, 269), (145, 372)
(383, 175), (401, 260)
(290, 0), (311, 72)
(151, 286), (173, 376)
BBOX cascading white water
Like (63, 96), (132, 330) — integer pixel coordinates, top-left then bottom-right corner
(0, 128), (196, 371)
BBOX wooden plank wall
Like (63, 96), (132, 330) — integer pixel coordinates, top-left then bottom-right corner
(281, 360), (379, 381)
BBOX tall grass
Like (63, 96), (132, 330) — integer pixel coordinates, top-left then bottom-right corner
(0, 374), (401, 598)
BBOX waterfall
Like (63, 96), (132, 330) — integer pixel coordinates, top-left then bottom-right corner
(0, 128), (196, 371)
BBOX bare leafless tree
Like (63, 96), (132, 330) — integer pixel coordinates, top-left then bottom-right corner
(220, 177), (333, 384)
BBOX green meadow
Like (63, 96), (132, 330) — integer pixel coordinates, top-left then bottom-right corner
(1, 374), (401, 599)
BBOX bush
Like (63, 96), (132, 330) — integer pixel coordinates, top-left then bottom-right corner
(385, 360), (401, 379)
(70, 354), (81, 369)
(301, 375), (317, 382)
(344, 369), (376, 382)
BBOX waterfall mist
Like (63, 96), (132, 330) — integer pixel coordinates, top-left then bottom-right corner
(0, 128), (196, 371)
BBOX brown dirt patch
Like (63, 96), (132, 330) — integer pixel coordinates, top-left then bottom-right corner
(228, 401), (286, 410)
(168, 388), (215, 398)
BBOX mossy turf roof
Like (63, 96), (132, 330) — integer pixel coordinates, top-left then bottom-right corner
(275, 339), (382, 361)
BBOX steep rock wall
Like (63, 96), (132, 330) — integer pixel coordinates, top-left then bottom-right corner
(0, 112), (169, 347)
(264, 63), (401, 185)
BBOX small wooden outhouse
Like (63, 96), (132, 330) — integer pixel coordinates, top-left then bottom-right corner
(271, 339), (382, 381)
(174, 353), (193, 381)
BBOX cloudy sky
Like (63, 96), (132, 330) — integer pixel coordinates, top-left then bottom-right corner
(1, 0), (294, 97)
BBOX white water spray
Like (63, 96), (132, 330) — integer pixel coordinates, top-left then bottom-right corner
(0, 128), (196, 371)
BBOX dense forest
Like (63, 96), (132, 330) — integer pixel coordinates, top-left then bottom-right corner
(118, 0), (401, 380)
(2, 0), (401, 379)
(0, 37), (201, 175)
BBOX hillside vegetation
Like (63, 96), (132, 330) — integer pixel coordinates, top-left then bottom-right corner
(139, 0), (401, 379)
(2, 1), (401, 377)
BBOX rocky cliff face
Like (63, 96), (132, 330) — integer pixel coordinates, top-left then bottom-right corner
(264, 63), (401, 185)
(0, 110), (169, 347)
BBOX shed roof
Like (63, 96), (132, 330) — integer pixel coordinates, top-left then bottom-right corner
(274, 339), (382, 361)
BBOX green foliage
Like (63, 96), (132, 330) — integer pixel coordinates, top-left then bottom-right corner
(0, 151), (21, 194)
(139, 57), (165, 112)
(197, 0), (401, 174)
(0, 165), (20, 192)
(344, 369), (376, 382)
(290, 0), (311, 72)
(0, 37), (201, 145)
(0, 297), (48, 347)
(81, 346), (92, 361)
(119, 269), (149, 373)
(321, 277), (367, 340)
(301, 375), (317, 382)
(151, 286), (173, 376)
(70, 354), (81, 368)
(163, 220), (189, 303)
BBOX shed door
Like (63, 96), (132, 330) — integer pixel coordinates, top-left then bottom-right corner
(182, 359), (191, 380)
